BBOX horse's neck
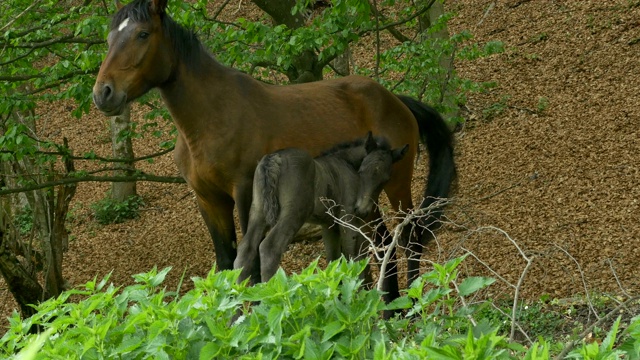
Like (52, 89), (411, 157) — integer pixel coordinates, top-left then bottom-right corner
(315, 157), (359, 201)
(158, 56), (248, 143)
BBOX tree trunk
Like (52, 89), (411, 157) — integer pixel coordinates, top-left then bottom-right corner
(0, 91), (77, 319)
(0, 238), (44, 318)
(109, 103), (136, 202)
(419, 0), (459, 121)
(331, 45), (351, 76)
(252, 0), (324, 83)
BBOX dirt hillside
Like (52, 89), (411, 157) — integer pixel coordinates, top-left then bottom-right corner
(1, 0), (639, 330)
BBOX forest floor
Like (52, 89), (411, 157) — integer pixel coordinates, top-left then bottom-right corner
(1, 0), (639, 337)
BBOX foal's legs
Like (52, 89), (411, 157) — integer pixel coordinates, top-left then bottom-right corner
(197, 193), (237, 271)
(322, 225), (342, 262)
(234, 179), (262, 283)
(234, 214), (268, 285)
(259, 213), (306, 282)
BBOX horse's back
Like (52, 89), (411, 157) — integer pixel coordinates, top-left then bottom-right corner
(258, 75), (419, 160)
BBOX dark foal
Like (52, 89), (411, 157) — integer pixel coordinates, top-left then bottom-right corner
(234, 134), (408, 284)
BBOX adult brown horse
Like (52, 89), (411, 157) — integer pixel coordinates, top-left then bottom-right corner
(92, 0), (456, 302)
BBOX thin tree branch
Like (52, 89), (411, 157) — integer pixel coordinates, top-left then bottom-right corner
(0, 173), (185, 196)
(0, 0), (43, 33)
(552, 243), (599, 320)
(0, 35), (104, 50)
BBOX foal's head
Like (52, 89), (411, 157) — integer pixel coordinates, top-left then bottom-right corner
(354, 134), (408, 218)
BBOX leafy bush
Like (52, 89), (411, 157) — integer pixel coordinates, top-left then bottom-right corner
(1, 257), (639, 359)
(90, 195), (143, 225)
(14, 206), (34, 235)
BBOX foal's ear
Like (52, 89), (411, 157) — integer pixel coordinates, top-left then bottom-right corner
(149, 0), (168, 14)
(392, 144), (409, 162)
(114, 0), (124, 10)
(364, 131), (376, 153)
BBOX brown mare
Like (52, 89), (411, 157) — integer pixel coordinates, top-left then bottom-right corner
(92, 0), (456, 302)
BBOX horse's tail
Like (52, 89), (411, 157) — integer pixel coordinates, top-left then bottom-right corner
(256, 153), (282, 227)
(397, 95), (456, 231)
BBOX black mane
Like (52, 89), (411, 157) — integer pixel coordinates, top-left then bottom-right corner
(317, 135), (392, 168)
(111, 0), (207, 72)
(320, 135), (391, 157)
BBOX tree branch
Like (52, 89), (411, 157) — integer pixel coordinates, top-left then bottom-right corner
(0, 173), (186, 196)
(0, 0), (43, 33)
(0, 34), (104, 50)
(0, 68), (99, 83)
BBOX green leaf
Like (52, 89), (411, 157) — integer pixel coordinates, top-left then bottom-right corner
(383, 295), (412, 311)
(321, 321), (345, 342)
(199, 342), (222, 360)
(150, 267), (172, 287)
(457, 276), (495, 297)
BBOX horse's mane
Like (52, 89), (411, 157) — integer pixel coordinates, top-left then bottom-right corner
(111, 0), (207, 72)
(320, 135), (391, 156)
(318, 135), (392, 167)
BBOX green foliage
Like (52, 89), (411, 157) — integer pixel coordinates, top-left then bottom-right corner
(479, 300), (567, 341)
(14, 206), (33, 235)
(483, 95), (510, 121)
(2, 257), (636, 359)
(90, 195), (143, 225)
(0, 0), (109, 118)
(537, 96), (550, 114)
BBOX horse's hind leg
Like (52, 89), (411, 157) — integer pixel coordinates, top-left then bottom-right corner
(197, 193), (237, 271)
(259, 215), (305, 282)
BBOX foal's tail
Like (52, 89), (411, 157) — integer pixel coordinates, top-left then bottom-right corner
(397, 95), (456, 232)
(255, 153), (282, 227)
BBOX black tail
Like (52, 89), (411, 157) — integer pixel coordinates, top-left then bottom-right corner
(397, 95), (456, 231)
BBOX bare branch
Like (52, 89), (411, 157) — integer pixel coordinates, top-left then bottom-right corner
(552, 243), (599, 320)
(0, 173), (185, 196)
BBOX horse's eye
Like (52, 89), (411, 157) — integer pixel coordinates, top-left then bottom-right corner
(138, 31), (150, 39)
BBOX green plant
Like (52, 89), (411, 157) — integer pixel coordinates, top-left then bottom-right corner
(14, 206), (33, 235)
(483, 95), (510, 120)
(3, 257), (637, 359)
(90, 195), (143, 225)
(537, 96), (550, 114)
(530, 32), (549, 44)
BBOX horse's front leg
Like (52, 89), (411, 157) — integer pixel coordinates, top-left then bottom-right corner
(340, 224), (373, 287)
(196, 193), (237, 271)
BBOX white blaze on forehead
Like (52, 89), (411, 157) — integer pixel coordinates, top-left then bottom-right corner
(117, 18), (130, 32)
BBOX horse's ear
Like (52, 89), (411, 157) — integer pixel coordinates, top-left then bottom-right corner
(149, 0), (168, 14)
(364, 131), (376, 153)
(392, 144), (409, 162)
(114, 0), (124, 10)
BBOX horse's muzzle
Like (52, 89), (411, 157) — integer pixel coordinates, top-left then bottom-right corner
(93, 82), (127, 116)
(354, 200), (374, 220)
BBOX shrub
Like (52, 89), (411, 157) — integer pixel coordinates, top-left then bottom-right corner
(1, 257), (639, 359)
(90, 195), (143, 225)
